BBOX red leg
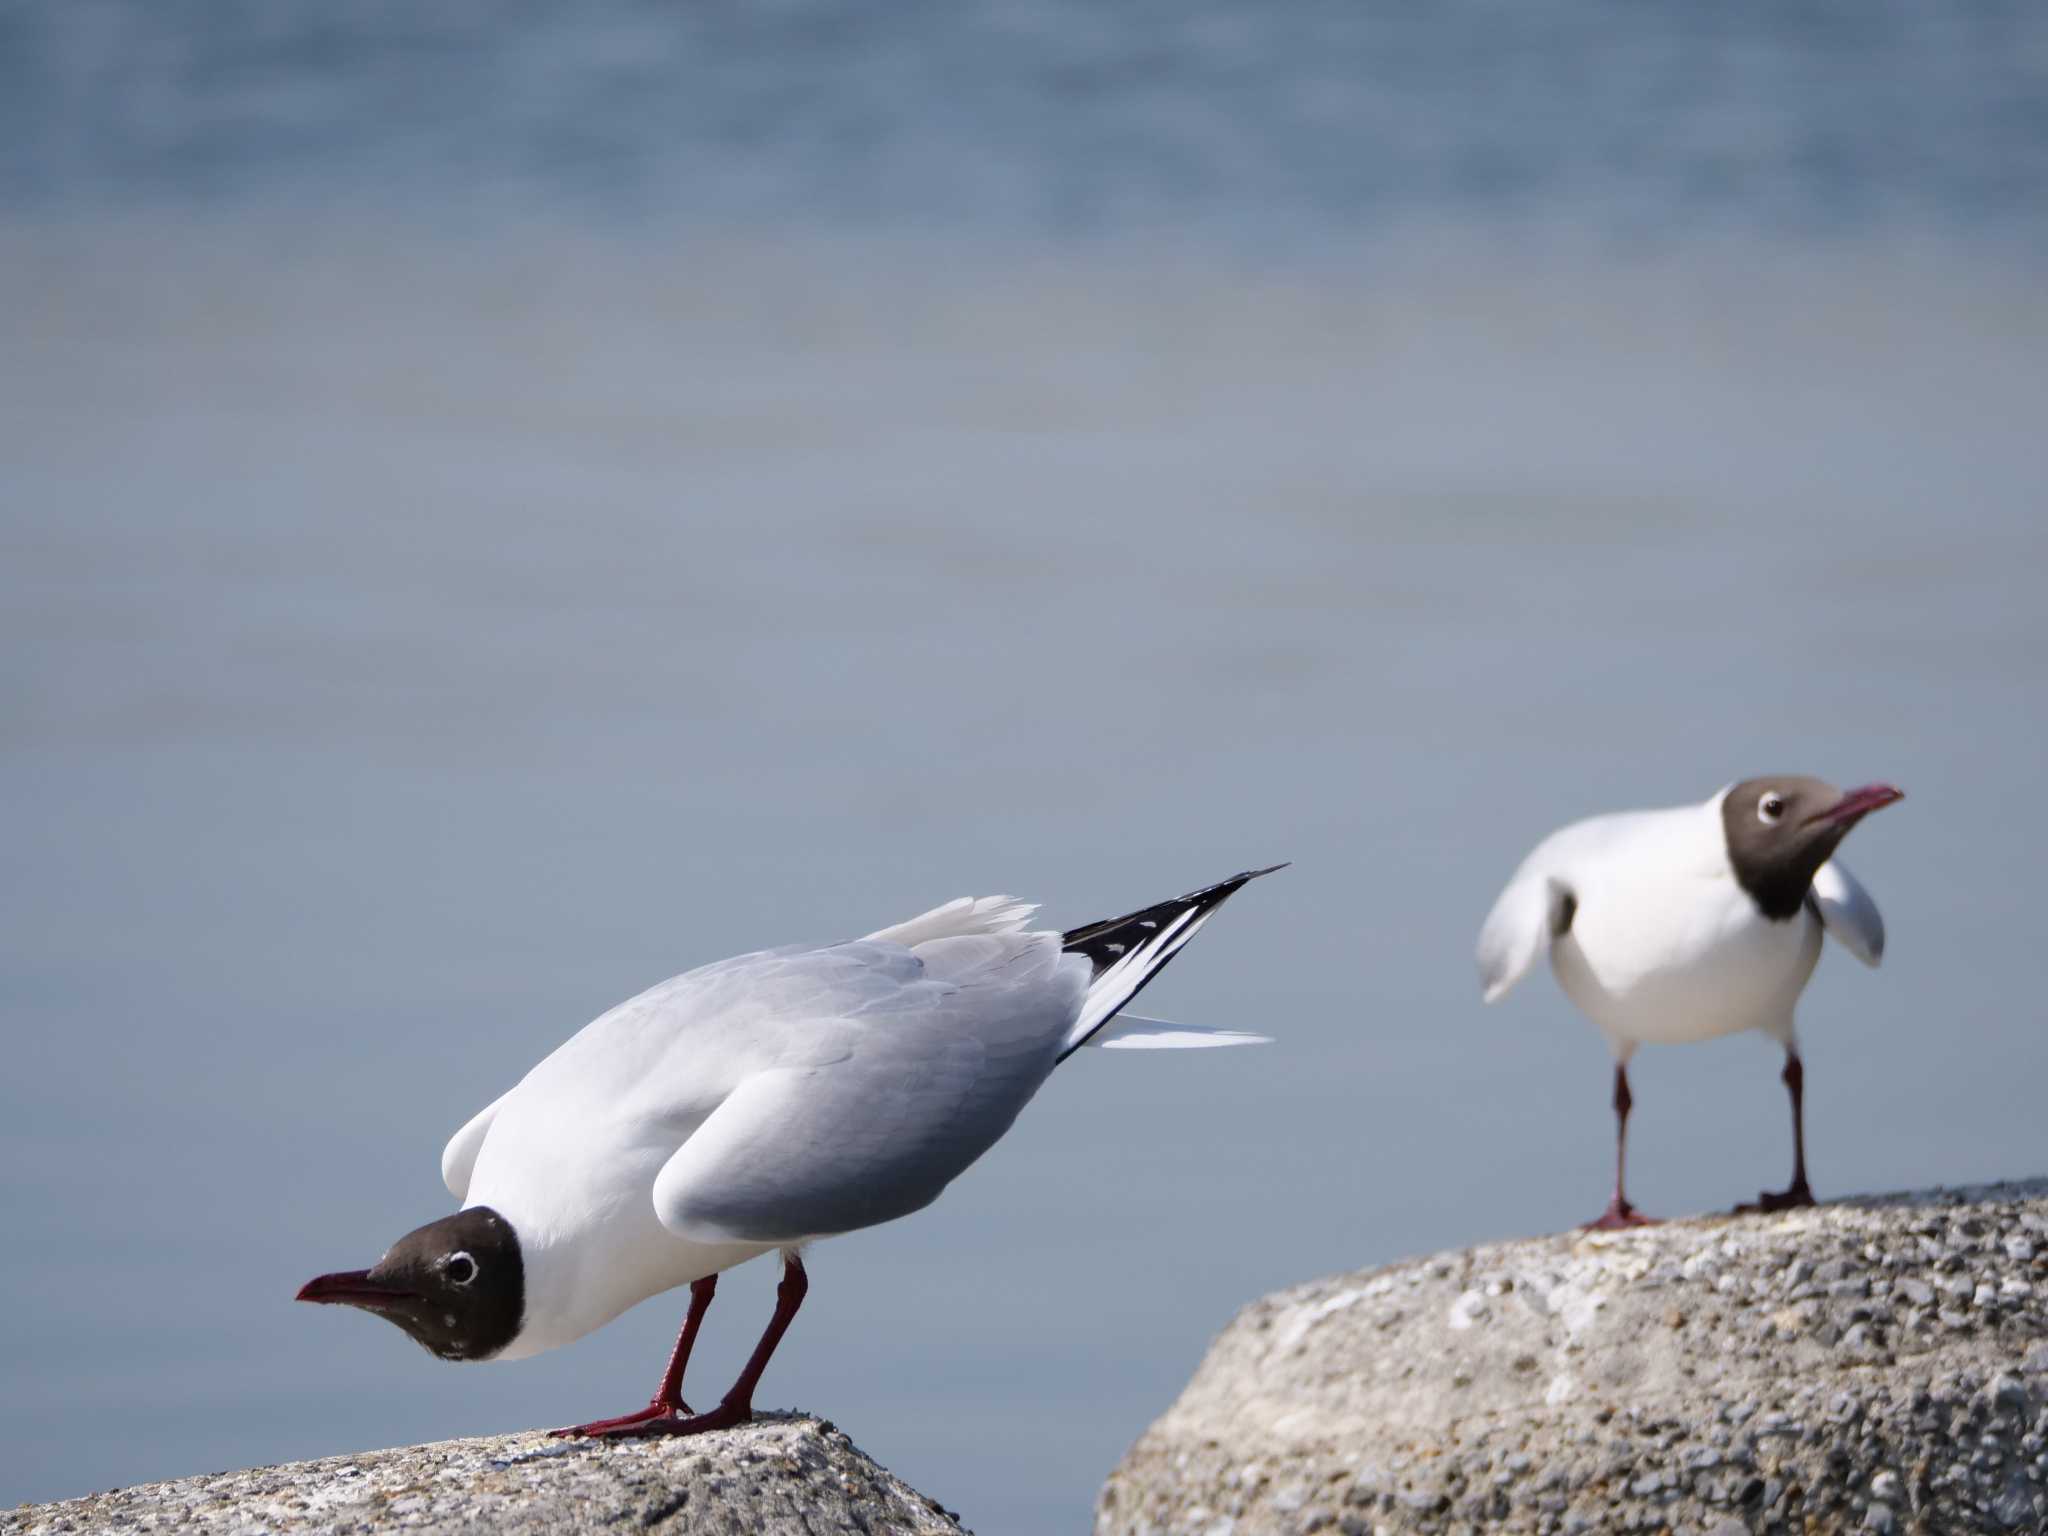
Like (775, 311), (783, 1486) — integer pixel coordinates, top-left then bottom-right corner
(588, 1253), (808, 1441)
(1739, 1050), (1817, 1213)
(1586, 1061), (1656, 1230)
(552, 1275), (717, 1437)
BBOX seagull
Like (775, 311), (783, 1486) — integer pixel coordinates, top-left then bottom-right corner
(298, 866), (1282, 1438)
(1476, 778), (1901, 1228)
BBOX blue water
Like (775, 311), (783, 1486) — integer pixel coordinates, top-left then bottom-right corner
(6, 1), (2047, 248)
(3, 5), (2046, 1532)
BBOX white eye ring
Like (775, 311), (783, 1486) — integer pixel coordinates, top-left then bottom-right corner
(1757, 793), (1786, 824)
(445, 1251), (477, 1287)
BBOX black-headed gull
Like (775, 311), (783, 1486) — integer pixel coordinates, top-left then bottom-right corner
(299, 866), (1281, 1437)
(1477, 778), (1900, 1228)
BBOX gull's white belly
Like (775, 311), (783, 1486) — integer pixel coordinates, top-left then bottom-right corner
(1552, 876), (1822, 1050)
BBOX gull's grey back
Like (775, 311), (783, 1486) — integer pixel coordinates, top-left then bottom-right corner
(648, 930), (1088, 1245)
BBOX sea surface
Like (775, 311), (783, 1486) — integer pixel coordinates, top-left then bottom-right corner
(3, 5), (2046, 1530)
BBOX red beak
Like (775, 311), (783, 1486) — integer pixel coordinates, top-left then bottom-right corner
(297, 1269), (418, 1309)
(1810, 783), (1905, 828)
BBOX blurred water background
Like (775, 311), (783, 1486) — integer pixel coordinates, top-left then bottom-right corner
(3, 4), (2046, 1529)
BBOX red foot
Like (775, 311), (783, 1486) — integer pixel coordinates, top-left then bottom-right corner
(1736, 1180), (1816, 1214)
(1584, 1199), (1657, 1231)
(580, 1398), (752, 1440)
(550, 1399), (695, 1438)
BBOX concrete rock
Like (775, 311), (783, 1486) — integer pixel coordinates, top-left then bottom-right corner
(3, 1415), (965, 1536)
(1096, 1179), (2048, 1536)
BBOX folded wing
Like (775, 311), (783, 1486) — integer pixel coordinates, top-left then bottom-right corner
(652, 932), (1080, 1246)
(442, 1091), (508, 1201)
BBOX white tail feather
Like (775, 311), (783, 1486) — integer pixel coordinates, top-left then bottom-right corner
(1085, 1014), (1272, 1050)
(864, 894), (1039, 949)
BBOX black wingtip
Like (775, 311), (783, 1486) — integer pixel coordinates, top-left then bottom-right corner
(1052, 862), (1285, 1062)
(1060, 862), (1288, 956)
(1179, 862), (1290, 903)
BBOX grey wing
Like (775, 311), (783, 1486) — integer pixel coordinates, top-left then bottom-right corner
(1474, 812), (1650, 1003)
(1477, 867), (1573, 1003)
(651, 932), (1081, 1245)
(1809, 857), (1884, 967)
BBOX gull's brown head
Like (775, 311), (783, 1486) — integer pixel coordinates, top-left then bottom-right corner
(1721, 777), (1904, 920)
(297, 1205), (524, 1362)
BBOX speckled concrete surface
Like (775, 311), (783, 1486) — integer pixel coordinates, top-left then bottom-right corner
(3, 1414), (966, 1535)
(1096, 1181), (2048, 1536)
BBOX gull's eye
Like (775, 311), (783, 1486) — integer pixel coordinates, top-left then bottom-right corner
(1757, 793), (1786, 825)
(445, 1252), (478, 1287)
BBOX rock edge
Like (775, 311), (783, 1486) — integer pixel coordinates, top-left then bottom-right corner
(1097, 1180), (2048, 1536)
(4, 1413), (967, 1536)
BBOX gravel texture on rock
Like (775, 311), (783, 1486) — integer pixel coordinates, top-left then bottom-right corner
(1096, 1180), (2048, 1536)
(4, 1414), (966, 1536)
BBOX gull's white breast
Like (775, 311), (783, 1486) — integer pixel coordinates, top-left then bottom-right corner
(1549, 801), (1821, 1050)
(461, 956), (814, 1359)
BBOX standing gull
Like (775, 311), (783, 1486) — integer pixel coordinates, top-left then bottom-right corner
(299, 866), (1281, 1437)
(1477, 778), (1900, 1228)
